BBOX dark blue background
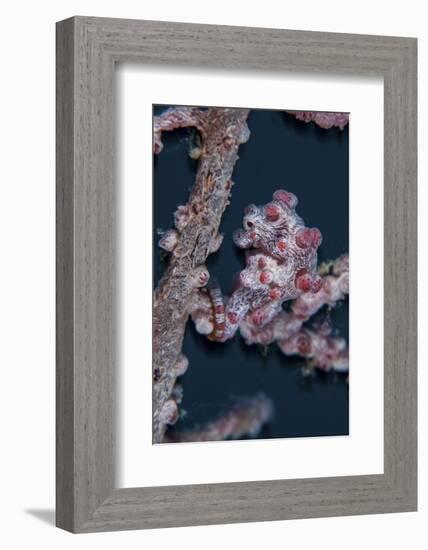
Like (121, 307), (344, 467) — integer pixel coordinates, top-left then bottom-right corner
(153, 106), (349, 440)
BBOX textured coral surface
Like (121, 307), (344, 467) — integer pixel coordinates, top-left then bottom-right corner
(204, 190), (323, 343)
(152, 106), (251, 443)
(287, 111), (349, 130)
(239, 254), (349, 371)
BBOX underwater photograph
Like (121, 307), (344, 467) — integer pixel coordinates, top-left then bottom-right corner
(152, 105), (349, 444)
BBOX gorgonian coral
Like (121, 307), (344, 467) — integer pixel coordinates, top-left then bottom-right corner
(239, 254), (349, 371)
(153, 107), (349, 443)
(152, 106), (251, 443)
(165, 393), (273, 443)
(287, 110), (349, 130)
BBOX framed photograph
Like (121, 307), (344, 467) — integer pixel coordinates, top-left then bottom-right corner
(56, 16), (417, 532)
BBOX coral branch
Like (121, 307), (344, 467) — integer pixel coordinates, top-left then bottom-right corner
(287, 111), (349, 130)
(240, 254), (349, 372)
(153, 106), (207, 154)
(278, 322), (349, 372)
(165, 394), (273, 443)
(153, 107), (250, 443)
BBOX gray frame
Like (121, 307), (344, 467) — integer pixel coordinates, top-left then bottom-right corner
(56, 16), (417, 533)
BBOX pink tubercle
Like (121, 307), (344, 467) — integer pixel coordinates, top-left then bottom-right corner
(259, 270), (273, 285)
(273, 189), (298, 208)
(227, 311), (239, 324)
(295, 269), (312, 292)
(269, 288), (282, 301)
(251, 309), (266, 327)
(264, 202), (280, 221)
(295, 227), (313, 249)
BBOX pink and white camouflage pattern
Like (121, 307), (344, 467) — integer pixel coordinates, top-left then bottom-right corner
(205, 190), (323, 342)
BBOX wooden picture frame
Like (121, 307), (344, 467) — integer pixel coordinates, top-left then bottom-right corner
(56, 16), (417, 533)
